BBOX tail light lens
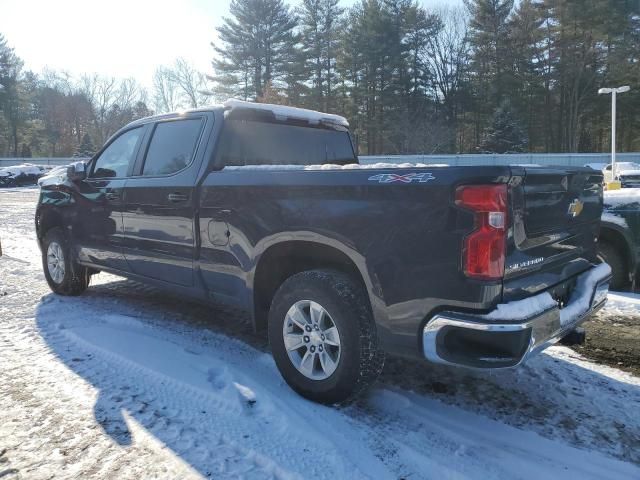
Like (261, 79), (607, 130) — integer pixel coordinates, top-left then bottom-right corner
(455, 184), (507, 280)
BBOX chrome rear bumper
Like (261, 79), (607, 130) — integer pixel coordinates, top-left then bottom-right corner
(422, 264), (612, 369)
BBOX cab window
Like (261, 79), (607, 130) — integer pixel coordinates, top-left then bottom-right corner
(91, 127), (144, 178)
(141, 118), (203, 176)
(216, 120), (357, 167)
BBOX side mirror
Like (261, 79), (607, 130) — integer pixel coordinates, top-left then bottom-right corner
(67, 161), (87, 181)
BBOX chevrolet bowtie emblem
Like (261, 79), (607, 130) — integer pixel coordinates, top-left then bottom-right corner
(567, 199), (584, 218)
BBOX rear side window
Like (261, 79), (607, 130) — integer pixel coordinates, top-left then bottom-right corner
(91, 127), (143, 178)
(142, 118), (203, 176)
(217, 120), (356, 167)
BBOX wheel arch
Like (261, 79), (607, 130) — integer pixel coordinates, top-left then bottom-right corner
(250, 239), (381, 332)
(35, 206), (66, 246)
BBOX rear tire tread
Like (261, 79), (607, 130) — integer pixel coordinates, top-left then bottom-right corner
(268, 269), (384, 404)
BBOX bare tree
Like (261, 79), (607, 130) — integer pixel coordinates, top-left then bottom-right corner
(153, 66), (180, 113)
(152, 58), (211, 113)
(424, 6), (470, 151)
(79, 74), (149, 143)
(171, 58), (210, 108)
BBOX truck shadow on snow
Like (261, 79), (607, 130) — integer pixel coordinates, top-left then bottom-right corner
(34, 278), (640, 473)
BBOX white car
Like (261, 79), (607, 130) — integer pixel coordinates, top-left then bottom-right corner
(602, 162), (640, 188)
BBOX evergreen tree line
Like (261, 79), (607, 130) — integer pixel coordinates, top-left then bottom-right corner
(212, 0), (640, 154)
(2, 0), (639, 157)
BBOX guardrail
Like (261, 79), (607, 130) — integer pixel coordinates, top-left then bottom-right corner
(0, 153), (638, 169)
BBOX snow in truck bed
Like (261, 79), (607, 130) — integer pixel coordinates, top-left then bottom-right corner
(223, 162), (440, 170)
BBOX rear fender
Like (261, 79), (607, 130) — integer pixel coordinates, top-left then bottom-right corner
(249, 232), (388, 333)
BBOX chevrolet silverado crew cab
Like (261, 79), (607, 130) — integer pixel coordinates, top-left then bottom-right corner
(36, 100), (611, 403)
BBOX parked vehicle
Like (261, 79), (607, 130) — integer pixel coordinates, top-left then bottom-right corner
(0, 163), (46, 188)
(603, 162), (640, 188)
(35, 100), (611, 403)
(600, 190), (640, 289)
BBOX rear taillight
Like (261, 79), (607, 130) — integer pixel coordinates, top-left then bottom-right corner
(455, 184), (507, 280)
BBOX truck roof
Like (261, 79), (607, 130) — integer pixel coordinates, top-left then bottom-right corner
(222, 99), (349, 127)
(128, 99), (349, 129)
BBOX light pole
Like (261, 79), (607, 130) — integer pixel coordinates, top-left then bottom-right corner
(598, 85), (630, 180)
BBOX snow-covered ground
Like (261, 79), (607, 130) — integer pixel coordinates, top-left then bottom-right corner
(1, 188), (640, 480)
(604, 187), (640, 206)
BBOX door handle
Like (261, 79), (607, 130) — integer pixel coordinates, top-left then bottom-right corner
(105, 192), (120, 201)
(168, 192), (189, 203)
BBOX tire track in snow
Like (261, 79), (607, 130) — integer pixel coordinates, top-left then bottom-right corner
(0, 318), (202, 479)
(37, 311), (392, 480)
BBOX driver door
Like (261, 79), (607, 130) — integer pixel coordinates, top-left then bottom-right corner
(75, 126), (147, 272)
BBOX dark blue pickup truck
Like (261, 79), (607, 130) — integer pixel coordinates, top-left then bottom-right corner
(35, 100), (611, 402)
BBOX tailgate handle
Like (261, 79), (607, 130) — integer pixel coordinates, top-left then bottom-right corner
(168, 192), (189, 203)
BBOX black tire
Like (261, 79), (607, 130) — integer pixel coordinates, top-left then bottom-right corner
(268, 269), (385, 404)
(42, 227), (90, 295)
(597, 241), (628, 291)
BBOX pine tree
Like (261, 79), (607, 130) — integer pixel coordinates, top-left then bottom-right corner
(298, 0), (344, 110)
(74, 133), (96, 158)
(0, 33), (25, 156)
(478, 101), (528, 153)
(465, 0), (514, 147)
(212, 0), (299, 100)
(508, 0), (547, 151)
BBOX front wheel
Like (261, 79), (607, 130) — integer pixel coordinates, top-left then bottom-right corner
(42, 227), (89, 295)
(268, 270), (384, 404)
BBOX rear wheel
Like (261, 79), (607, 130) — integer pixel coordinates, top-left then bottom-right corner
(42, 227), (89, 295)
(268, 270), (384, 404)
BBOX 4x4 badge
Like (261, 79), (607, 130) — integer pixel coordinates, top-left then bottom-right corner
(567, 199), (584, 218)
(368, 172), (435, 184)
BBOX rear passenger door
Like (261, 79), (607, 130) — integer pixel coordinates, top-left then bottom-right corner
(122, 114), (208, 287)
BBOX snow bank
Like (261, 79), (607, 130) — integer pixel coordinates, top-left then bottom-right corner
(223, 162), (441, 171)
(0, 163), (43, 177)
(603, 188), (640, 206)
(224, 98), (349, 127)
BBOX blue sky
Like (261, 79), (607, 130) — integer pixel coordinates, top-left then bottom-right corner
(0, 0), (461, 89)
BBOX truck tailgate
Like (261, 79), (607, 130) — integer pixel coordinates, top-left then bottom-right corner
(503, 166), (604, 302)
